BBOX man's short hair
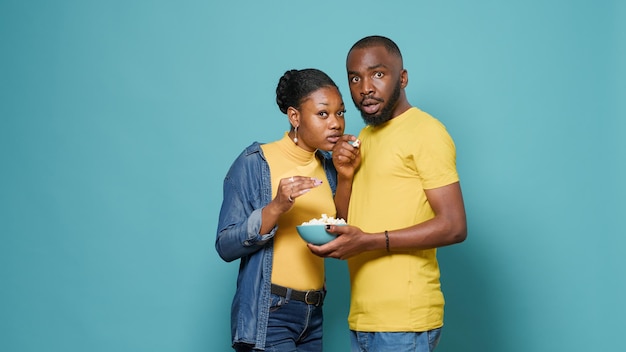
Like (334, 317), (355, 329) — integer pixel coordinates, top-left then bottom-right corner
(349, 35), (402, 59)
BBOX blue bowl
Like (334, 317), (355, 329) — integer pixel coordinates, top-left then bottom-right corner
(296, 224), (345, 245)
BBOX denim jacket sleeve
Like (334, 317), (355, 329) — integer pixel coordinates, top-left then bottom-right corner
(216, 143), (277, 262)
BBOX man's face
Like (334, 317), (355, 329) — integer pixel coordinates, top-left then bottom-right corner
(346, 46), (405, 126)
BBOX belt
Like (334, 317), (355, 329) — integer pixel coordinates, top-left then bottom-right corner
(271, 284), (325, 306)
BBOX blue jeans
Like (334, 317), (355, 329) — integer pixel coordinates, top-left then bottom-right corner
(236, 293), (324, 352)
(350, 328), (442, 352)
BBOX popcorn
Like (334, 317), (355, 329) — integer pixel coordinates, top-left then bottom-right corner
(348, 139), (361, 148)
(301, 214), (347, 225)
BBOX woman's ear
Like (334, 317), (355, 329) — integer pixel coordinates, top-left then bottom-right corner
(287, 106), (299, 128)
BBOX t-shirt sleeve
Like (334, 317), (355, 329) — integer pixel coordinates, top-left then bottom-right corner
(414, 119), (459, 190)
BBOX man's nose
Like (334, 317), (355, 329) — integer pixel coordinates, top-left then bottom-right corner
(360, 77), (374, 96)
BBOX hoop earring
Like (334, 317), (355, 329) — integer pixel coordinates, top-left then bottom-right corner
(293, 126), (298, 144)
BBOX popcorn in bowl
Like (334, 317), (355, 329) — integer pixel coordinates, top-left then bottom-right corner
(300, 214), (347, 226)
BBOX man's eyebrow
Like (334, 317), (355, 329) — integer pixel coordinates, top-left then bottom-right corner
(368, 64), (387, 70)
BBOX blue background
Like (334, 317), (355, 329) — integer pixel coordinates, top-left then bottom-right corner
(1, 1), (624, 351)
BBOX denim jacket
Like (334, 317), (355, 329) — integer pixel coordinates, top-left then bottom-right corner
(215, 142), (337, 350)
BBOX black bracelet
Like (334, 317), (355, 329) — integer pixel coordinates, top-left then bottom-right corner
(385, 230), (390, 252)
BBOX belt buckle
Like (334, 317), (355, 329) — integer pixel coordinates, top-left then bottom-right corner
(305, 290), (322, 306)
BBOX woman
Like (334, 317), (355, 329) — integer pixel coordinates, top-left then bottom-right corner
(216, 68), (355, 351)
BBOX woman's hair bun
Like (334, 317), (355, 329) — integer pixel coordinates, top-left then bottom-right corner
(275, 68), (338, 114)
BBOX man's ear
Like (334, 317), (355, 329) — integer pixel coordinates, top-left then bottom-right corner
(400, 69), (409, 89)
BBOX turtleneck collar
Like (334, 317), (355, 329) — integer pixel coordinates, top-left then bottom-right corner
(276, 132), (317, 164)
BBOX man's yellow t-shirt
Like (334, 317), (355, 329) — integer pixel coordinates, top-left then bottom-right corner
(347, 107), (459, 332)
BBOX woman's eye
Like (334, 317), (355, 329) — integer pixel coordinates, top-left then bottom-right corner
(319, 111), (329, 118)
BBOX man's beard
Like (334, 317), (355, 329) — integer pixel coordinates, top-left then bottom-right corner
(357, 80), (401, 127)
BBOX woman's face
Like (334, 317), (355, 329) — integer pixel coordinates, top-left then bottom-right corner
(292, 86), (345, 152)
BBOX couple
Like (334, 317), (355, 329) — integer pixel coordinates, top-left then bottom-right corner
(216, 35), (468, 352)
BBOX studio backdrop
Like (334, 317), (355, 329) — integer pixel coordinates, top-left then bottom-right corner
(1, 1), (624, 351)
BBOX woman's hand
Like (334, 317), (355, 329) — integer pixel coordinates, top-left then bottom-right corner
(274, 176), (324, 213)
(260, 176), (323, 234)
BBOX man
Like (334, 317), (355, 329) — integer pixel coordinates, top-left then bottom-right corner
(309, 35), (467, 352)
